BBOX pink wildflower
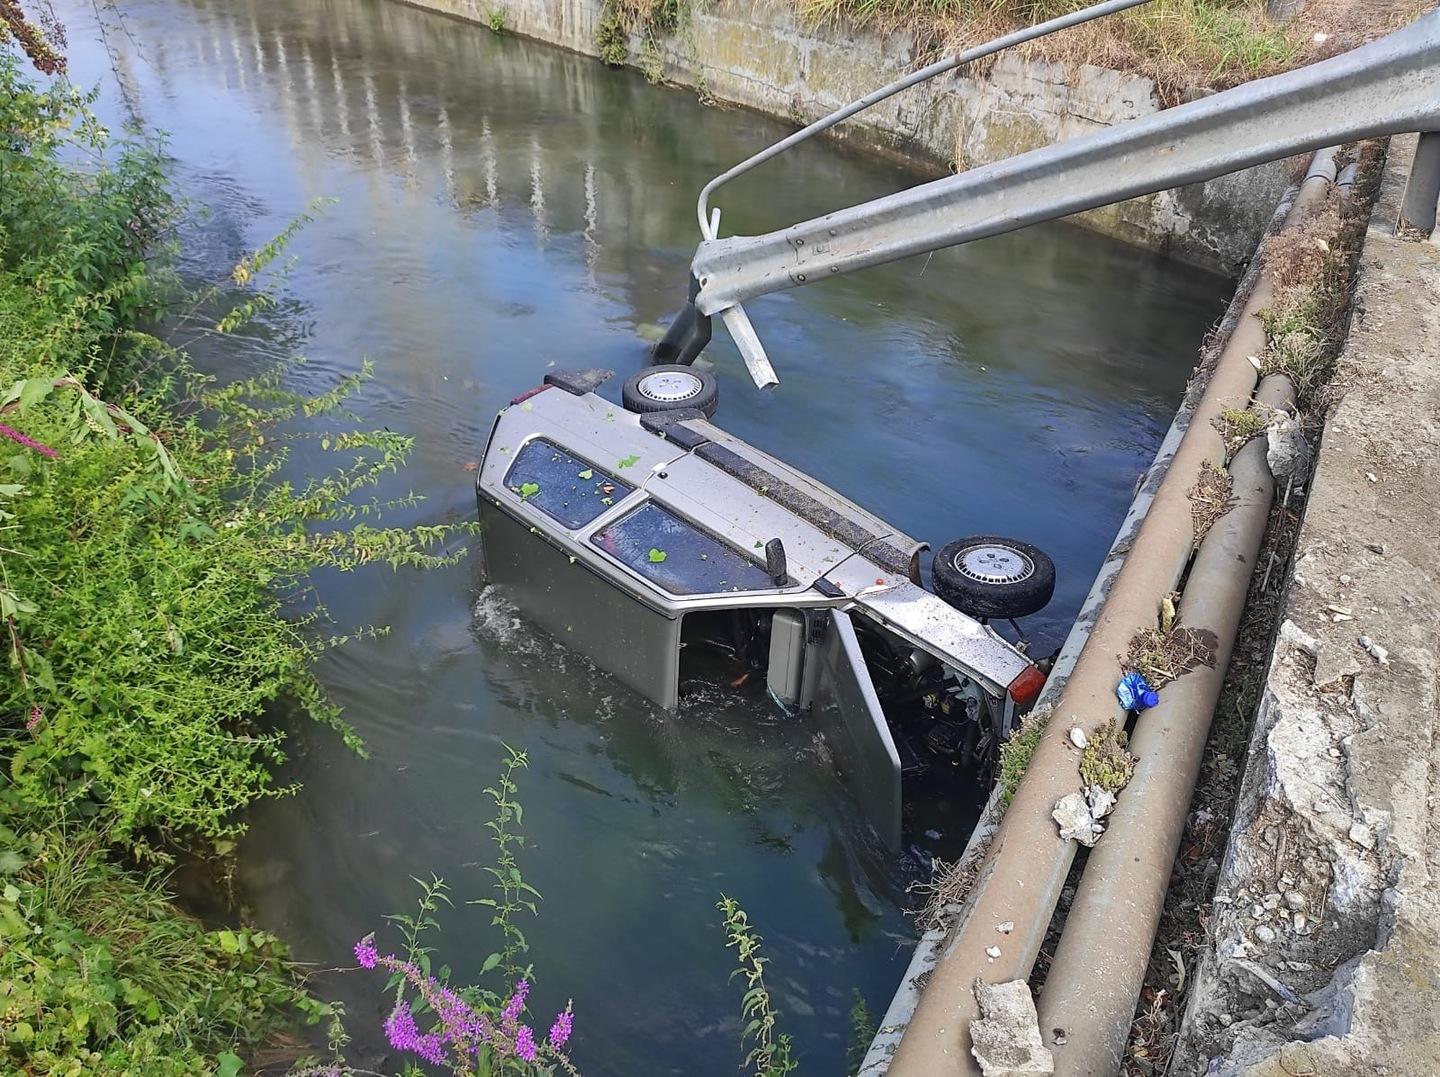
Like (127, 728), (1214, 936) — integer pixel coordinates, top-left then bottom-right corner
(502, 979), (530, 1024)
(514, 1024), (537, 1063)
(548, 1005), (573, 1048)
(0, 423), (57, 459)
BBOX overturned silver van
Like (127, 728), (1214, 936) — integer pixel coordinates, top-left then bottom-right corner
(475, 367), (1052, 848)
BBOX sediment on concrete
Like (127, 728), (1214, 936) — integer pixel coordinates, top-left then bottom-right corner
(392, 0), (1290, 273)
(1172, 137), (1440, 1076)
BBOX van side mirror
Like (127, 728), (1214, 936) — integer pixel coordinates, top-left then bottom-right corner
(765, 538), (787, 586)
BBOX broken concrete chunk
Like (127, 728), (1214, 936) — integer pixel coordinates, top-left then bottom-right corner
(1266, 412), (1311, 481)
(970, 979), (1055, 1077)
(1279, 619), (1320, 658)
(1086, 784), (1117, 820)
(1053, 791), (1104, 847)
(1052, 785), (1119, 847)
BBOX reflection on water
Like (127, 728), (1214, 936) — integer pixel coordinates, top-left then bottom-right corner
(59, 0), (1231, 1070)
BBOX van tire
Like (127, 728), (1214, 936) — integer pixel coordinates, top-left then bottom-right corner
(622, 365), (719, 418)
(933, 535), (1055, 620)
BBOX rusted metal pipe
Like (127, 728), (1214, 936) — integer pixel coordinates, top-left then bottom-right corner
(884, 155), (1339, 1077)
(1036, 373), (1296, 1075)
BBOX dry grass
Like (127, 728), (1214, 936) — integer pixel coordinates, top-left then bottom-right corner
(1213, 406), (1267, 457)
(794, 0), (1307, 99)
(911, 852), (982, 930)
(1188, 459), (1236, 542)
(1258, 157), (1378, 405)
(1125, 625), (1219, 690)
(791, 0), (1427, 104)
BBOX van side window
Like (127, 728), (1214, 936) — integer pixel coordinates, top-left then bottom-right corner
(504, 439), (634, 529)
(591, 503), (776, 595)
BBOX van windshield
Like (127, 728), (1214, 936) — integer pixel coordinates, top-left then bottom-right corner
(591, 502), (775, 596)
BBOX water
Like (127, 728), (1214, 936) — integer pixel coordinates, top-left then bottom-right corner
(57, 0), (1232, 1070)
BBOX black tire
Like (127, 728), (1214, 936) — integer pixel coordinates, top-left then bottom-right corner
(932, 535), (1055, 620)
(622, 365), (719, 418)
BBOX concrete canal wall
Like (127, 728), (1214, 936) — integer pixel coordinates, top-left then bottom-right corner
(1173, 137), (1440, 1077)
(395, 0), (1291, 274)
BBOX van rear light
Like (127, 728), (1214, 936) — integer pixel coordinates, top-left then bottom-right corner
(509, 384), (551, 406)
(1007, 664), (1046, 709)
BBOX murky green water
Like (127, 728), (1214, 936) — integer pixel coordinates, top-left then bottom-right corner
(60, 0), (1231, 1070)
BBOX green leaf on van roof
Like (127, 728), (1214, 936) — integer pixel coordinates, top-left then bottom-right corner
(618, 454), (640, 468)
(647, 548), (667, 563)
(518, 482), (540, 498)
(578, 468), (593, 480)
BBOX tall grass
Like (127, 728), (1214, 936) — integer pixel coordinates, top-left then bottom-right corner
(791, 0), (1309, 94)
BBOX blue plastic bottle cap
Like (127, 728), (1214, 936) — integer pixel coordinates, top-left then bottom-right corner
(1141, 689), (1160, 709)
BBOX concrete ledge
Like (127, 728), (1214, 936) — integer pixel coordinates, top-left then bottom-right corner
(389, 0), (1290, 273)
(1176, 137), (1440, 1075)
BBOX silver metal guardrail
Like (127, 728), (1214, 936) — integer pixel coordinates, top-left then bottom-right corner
(659, 7), (1440, 388)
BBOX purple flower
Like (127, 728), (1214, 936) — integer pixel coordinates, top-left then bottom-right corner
(414, 1032), (447, 1065)
(502, 979), (530, 1023)
(0, 422), (57, 459)
(515, 1024), (537, 1063)
(384, 1000), (421, 1053)
(353, 934), (378, 969)
(548, 1006), (573, 1048)
(383, 999), (447, 1064)
(26, 706), (42, 734)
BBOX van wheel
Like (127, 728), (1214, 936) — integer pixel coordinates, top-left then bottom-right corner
(622, 365), (719, 418)
(932, 535), (1055, 620)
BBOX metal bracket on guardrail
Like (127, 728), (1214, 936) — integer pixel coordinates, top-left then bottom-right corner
(1400, 130), (1440, 236)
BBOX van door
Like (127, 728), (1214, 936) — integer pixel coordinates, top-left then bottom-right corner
(813, 609), (902, 849)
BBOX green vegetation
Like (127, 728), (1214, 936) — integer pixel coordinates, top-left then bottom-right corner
(997, 702), (1050, 806)
(718, 896), (798, 1077)
(1077, 719), (1137, 793)
(1214, 404), (1266, 456)
(1, 48), (467, 1073)
(595, 0), (685, 67)
(488, 6), (509, 33)
(0, 808), (327, 1074)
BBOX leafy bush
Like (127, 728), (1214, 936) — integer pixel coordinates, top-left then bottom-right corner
(0, 58), (470, 854)
(0, 43), (466, 1075)
(0, 798), (326, 1075)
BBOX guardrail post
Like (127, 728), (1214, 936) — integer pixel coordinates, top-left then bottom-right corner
(1400, 131), (1440, 236)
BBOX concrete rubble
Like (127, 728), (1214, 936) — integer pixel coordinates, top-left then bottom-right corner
(969, 979), (1055, 1077)
(1052, 785), (1118, 847)
(1173, 142), (1440, 1075)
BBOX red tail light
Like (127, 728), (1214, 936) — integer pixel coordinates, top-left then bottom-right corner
(509, 384), (551, 406)
(1007, 664), (1046, 709)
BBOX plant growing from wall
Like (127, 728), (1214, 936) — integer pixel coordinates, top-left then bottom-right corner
(594, 0), (685, 68)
